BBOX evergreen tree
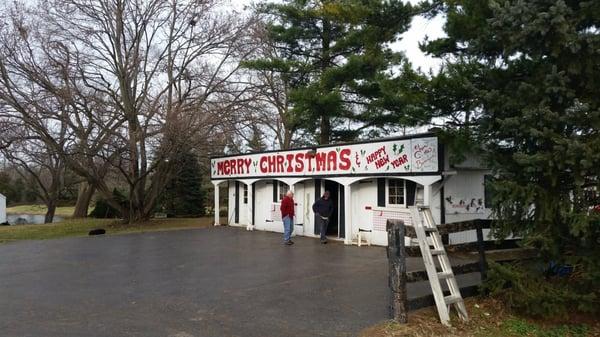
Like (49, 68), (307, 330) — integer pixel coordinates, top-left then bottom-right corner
(0, 171), (20, 204)
(247, 0), (428, 144)
(247, 124), (267, 152)
(423, 0), (600, 312)
(159, 149), (206, 217)
(89, 189), (128, 218)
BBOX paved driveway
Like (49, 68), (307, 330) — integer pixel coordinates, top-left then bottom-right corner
(0, 226), (477, 337)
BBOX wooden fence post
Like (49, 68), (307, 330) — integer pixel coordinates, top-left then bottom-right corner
(475, 220), (488, 282)
(387, 219), (407, 323)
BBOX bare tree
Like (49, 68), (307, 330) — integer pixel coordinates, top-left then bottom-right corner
(237, 23), (303, 150)
(1, 128), (66, 223)
(72, 181), (94, 218)
(0, 0), (256, 222)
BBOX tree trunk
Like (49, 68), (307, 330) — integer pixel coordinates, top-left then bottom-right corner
(319, 17), (332, 145)
(73, 182), (94, 218)
(45, 202), (56, 224)
(283, 128), (292, 150)
(319, 116), (331, 145)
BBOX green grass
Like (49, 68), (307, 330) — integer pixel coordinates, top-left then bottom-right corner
(0, 217), (218, 243)
(6, 204), (83, 217)
(497, 318), (590, 337)
(360, 297), (599, 337)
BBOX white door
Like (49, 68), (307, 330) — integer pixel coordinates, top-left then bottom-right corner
(293, 183), (305, 236)
(238, 182), (249, 225)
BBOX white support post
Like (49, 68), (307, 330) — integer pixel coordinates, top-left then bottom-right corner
(423, 184), (432, 207)
(344, 184), (352, 245)
(246, 182), (254, 231)
(213, 182), (220, 226)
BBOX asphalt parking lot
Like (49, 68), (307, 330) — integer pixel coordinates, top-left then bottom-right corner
(0, 226), (478, 337)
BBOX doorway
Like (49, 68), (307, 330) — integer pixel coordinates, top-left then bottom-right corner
(313, 180), (345, 239)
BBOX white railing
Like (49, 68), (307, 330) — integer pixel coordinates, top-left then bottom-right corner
(371, 207), (413, 232)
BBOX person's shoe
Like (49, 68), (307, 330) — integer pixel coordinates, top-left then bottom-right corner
(284, 240), (294, 245)
(320, 239), (328, 244)
(288, 240), (294, 244)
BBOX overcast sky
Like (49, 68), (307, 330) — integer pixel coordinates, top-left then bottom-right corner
(395, 12), (446, 73)
(230, 0), (447, 73)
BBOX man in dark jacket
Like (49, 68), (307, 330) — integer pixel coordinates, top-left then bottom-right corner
(312, 191), (334, 244)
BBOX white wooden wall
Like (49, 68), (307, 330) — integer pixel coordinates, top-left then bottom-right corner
(227, 182), (250, 227)
(443, 170), (492, 244)
(227, 182), (234, 225)
(244, 180), (318, 237)
(223, 169), (491, 246)
(350, 180), (380, 243)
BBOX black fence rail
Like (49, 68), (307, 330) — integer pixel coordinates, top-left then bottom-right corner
(386, 218), (532, 323)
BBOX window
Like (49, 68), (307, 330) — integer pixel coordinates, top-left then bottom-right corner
(243, 184), (248, 204)
(388, 179), (405, 206)
(278, 181), (288, 201)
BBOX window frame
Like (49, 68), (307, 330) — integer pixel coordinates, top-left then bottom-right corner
(386, 179), (406, 207)
(278, 181), (288, 201)
(243, 184), (248, 204)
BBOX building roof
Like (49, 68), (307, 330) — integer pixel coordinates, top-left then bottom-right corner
(210, 132), (436, 159)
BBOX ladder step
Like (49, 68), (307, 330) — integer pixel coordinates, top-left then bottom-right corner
(444, 295), (463, 305)
(438, 271), (454, 279)
(430, 249), (446, 255)
(424, 227), (438, 232)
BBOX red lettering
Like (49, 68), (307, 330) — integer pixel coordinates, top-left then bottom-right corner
(392, 154), (408, 169)
(315, 152), (327, 171)
(223, 160), (230, 175)
(237, 159), (244, 174)
(230, 159), (237, 174)
(366, 153), (374, 164)
(276, 155), (285, 172)
(286, 154), (294, 172)
(327, 151), (337, 171)
(268, 155), (277, 173)
(339, 149), (351, 170)
(260, 156), (268, 173)
(217, 161), (225, 175)
(366, 146), (386, 164)
(244, 158), (252, 174)
(295, 153), (305, 172)
(375, 155), (390, 169)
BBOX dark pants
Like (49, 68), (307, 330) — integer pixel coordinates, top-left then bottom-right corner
(319, 216), (329, 240)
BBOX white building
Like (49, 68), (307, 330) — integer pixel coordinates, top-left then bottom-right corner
(0, 192), (6, 224)
(211, 133), (491, 246)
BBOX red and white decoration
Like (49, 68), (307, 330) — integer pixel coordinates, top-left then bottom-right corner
(211, 137), (438, 179)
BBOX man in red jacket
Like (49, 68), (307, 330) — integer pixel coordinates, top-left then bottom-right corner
(280, 190), (295, 245)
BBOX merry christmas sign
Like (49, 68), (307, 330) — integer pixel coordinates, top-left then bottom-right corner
(211, 136), (438, 179)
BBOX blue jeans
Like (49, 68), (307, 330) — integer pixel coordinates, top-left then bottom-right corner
(283, 215), (294, 242)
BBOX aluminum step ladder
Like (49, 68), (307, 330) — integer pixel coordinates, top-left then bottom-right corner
(411, 205), (468, 326)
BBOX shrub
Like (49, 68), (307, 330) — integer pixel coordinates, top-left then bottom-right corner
(89, 189), (127, 219)
(482, 261), (599, 317)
